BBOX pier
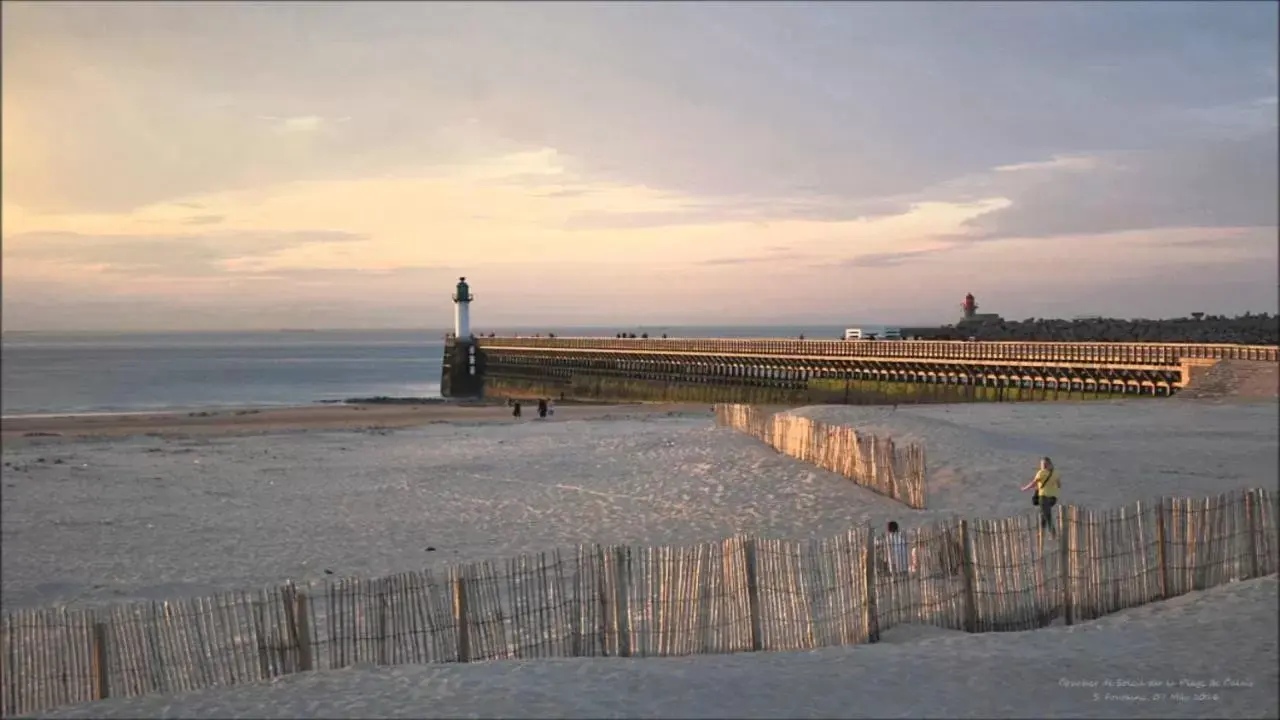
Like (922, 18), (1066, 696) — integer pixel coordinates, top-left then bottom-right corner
(443, 335), (1278, 404)
(439, 280), (1277, 403)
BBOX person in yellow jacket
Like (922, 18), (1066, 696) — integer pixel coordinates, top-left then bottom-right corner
(1021, 457), (1061, 536)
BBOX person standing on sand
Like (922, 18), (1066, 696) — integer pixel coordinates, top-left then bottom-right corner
(537, 398), (548, 419)
(512, 401), (522, 418)
(1021, 457), (1061, 535)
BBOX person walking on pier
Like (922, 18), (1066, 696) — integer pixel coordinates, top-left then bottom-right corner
(1022, 457), (1061, 536)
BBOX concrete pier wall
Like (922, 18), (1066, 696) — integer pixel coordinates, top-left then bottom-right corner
(480, 373), (1118, 405)
(481, 374), (811, 405)
(440, 337), (483, 397)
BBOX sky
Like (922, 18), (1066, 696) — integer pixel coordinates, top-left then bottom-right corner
(2, 1), (1277, 332)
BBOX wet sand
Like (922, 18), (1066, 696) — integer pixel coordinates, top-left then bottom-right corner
(1, 401), (714, 445)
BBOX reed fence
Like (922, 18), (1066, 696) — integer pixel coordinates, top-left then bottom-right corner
(714, 403), (928, 509)
(3, 487), (1276, 718)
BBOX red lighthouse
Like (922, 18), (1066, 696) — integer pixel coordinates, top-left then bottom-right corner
(961, 293), (978, 320)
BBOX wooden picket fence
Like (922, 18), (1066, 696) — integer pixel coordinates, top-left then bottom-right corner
(714, 403), (928, 508)
(2, 488), (1276, 718)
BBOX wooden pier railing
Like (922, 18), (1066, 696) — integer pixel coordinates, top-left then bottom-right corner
(475, 337), (1278, 366)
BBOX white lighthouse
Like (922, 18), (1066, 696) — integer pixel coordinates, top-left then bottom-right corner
(452, 276), (473, 339)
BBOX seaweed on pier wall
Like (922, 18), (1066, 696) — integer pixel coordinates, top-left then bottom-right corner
(804, 378), (1117, 404)
(480, 375), (809, 404)
(479, 373), (1124, 405)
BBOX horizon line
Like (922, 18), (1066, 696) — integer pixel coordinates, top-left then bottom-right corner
(2, 311), (1274, 336)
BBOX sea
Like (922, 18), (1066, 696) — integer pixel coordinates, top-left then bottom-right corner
(1, 325), (849, 417)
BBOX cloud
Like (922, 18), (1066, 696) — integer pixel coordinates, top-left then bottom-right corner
(561, 195), (941, 232)
(6, 2), (1276, 220)
(563, 209), (720, 231)
(442, 2), (1279, 218)
(3, 229), (366, 276)
(1158, 230), (1277, 250)
(260, 115), (326, 133)
(1031, 257), (1280, 320)
(992, 155), (1102, 174)
(1, 2), (1276, 330)
(181, 214), (225, 226)
(839, 248), (952, 269)
(962, 129), (1278, 240)
(697, 246), (801, 267)
(535, 188), (590, 199)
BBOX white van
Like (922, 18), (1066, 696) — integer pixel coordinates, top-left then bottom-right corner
(845, 326), (902, 341)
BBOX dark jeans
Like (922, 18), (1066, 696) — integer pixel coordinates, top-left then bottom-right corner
(1039, 495), (1058, 533)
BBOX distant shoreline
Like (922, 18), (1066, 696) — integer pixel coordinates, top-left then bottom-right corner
(0, 395), (623, 421)
(1, 397), (455, 421)
(0, 400), (712, 445)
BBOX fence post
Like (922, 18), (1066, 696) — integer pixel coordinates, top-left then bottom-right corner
(916, 445), (926, 507)
(252, 600), (273, 681)
(92, 621), (110, 700)
(453, 568), (471, 663)
(1245, 489), (1260, 580)
(1155, 496), (1169, 599)
(923, 446), (929, 508)
(294, 590), (314, 672)
(743, 537), (764, 651)
(870, 436), (880, 493)
(596, 546), (612, 656)
(885, 438), (898, 502)
(569, 547), (585, 658)
(613, 547), (632, 658)
(1059, 504), (1072, 626)
(377, 583), (389, 667)
(864, 529), (880, 643)
(959, 520), (978, 634)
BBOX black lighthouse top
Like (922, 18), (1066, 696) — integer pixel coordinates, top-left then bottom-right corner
(453, 277), (473, 303)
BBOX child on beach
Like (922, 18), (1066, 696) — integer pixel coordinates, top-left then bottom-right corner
(879, 521), (911, 577)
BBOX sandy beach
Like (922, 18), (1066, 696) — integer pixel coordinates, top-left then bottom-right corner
(1, 401), (713, 445)
(3, 397), (1275, 610)
(3, 396), (1276, 718)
